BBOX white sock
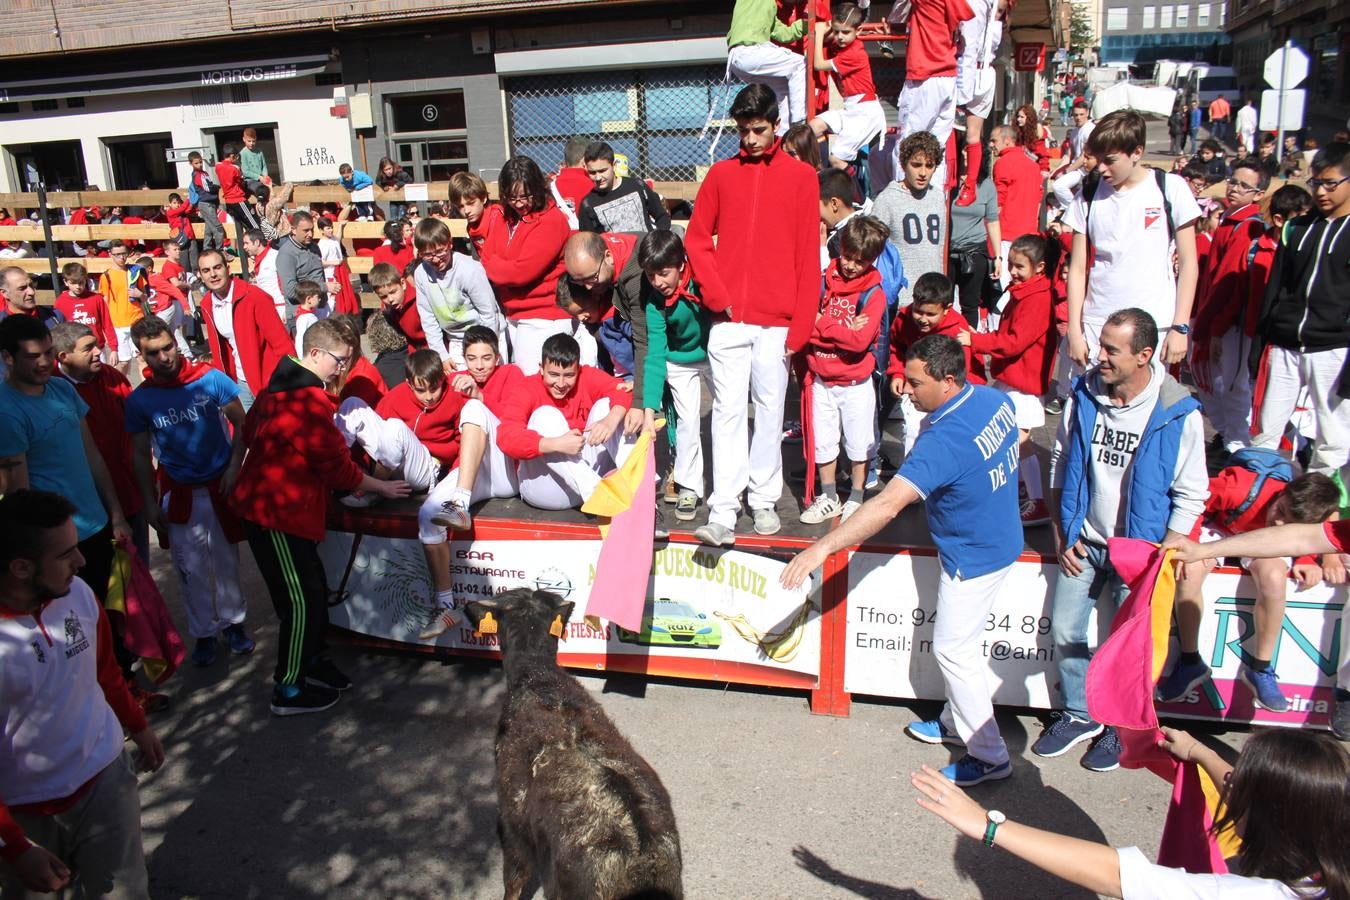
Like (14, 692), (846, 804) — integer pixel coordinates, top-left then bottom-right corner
(434, 589), (457, 611)
(1020, 455), (1043, 502)
(450, 486), (471, 506)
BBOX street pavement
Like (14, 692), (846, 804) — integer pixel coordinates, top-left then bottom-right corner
(134, 544), (1249, 900)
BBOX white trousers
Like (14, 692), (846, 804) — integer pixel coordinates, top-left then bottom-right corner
(934, 564), (1012, 766)
(507, 318), (596, 376)
(896, 76), (956, 192)
(955, 4), (1000, 118)
(667, 359), (710, 498)
(898, 393), (926, 458)
(156, 301), (192, 357)
(1252, 345), (1350, 476)
(1203, 330), (1254, 453)
(417, 400), (519, 544)
(333, 397), (441, 490)
(706, 322), (789, 529)
(165, 488), (245, 640)
(518, 399), (634, 510)
(728, 43), (807, 133)
(811, 379), (876, 462)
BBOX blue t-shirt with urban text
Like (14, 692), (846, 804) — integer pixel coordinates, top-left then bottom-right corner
(896, 383), (1023, 579)
(0, 379), (107, 540)
(124, 369), (239, 485)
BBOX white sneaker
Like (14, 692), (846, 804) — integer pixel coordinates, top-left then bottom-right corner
(339, 491), (379, 508)
(799, 494), (842, 525)
(840, 499), (862, 523)
(418, 607), (459, 640)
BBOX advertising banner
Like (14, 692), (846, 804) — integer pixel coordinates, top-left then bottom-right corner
(320, 533), (822, 689)
(843, 551), (1344, 730)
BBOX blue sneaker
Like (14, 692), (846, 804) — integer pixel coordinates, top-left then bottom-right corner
(1155, 659), (1212, 702)
(1031, 712), (1103, 758)
(940, 754), (1012, 787)
(1240, 664), (1289, 712)
(191, 636), (217, 667)
(222, 623), (255, 655)
(904, 719), (966, 746)
(1081, 727), (1122, 772)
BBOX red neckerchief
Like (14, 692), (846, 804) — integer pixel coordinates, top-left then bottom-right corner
(252, 246), (270, 275)
(142, 357), (214, 388)
(824, 259), (883, 299)
(1008, 272), (1051, 302)
(664, 266), (697, 308)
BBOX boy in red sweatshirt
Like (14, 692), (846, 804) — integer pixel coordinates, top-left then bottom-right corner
(800, 217), (889, 525)
(55, 263), (117, 365)
(887, 273), (983, 457)
(214, 143), (258, 252)
(232, 318), (411, 716)
(1160, 467), (1342, 713)
(959, 233), (1057, 526)
(496, 333), (631, 512)
(686, 84), (819, 547)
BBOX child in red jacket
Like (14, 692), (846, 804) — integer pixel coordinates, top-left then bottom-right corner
(887, 272), (982, 457)
(233, 319), (410, 716)
(55, 262), (118, 364)
(1160, 467), (1342, 714)
(959, 233), (1057, 526)
(800, 217), (889, 525)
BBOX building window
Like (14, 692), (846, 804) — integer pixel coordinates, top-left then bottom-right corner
(31, 99), (58, 111)
(387, 92), (470, 182)
(0, 102), (18, 114)
(1160, 5), (1174, 26)
(314, 72), (343, 86)
(505, 65), (739, 181)
(1176, 5), (1189, 26)
(1218, 3), (1225, 23)
(1142, 5), (1157, 27)
(65, 97), (84, 108)
(1197, 3), (1210, 24)
(1106, 7), (1129, 29)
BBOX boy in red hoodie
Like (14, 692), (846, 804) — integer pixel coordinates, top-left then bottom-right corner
(959, 234), (1057, 526)
(214, 143), (258, 253)
(800, 217), (889, 525)
(496, 333), (631, 512)
(55, 263), (117, 365)
(448, 171), (503, 262)
(686, 84), (819, 547)
(887, 273), (982, 457)
(1159, 468), (1342, 713)
(232, 318), (411, 716)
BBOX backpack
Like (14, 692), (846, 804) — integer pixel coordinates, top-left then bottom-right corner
(1219, 447), (1296, 527)
(871, 242), (908, 376)
(1083, 166), (1176, 243)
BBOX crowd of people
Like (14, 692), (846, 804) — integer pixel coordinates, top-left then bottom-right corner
(2, 0), (1349, 895)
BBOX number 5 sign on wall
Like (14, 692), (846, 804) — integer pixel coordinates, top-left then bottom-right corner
(1013, 43), (1046, 72)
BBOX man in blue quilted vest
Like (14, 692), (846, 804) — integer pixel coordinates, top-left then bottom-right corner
(1037, 307), (1209, 772)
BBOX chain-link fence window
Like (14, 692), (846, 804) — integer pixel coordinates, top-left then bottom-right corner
(505, 65), (743, 180)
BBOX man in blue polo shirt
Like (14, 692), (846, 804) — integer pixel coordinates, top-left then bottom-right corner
(782, 334), (1022, 786)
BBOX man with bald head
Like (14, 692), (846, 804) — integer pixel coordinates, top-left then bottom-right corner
(556, 231), (655, 435)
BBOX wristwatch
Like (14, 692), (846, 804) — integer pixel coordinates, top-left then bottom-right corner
(983, 810), (1006, 848)
(1172, 323), (1192, 335)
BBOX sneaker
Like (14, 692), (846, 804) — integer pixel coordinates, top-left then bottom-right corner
(305, 657), (353, 692)
(840, 499), (862, 523)
(663, 472), (679, 505)
(222, 623), (255, 655)
(419, 606), (460, 640)
(430, 499), (472, 531)
(191, 636), (217, 667)
(879, 41), (895, 58)
(1239, 664), (1289, 712)
(799, 494), (842, 525)
(129, 682), (172, 714)
(941, 754), (1012, 787)
(864, 473), (880, 490)
(1020, 498), (1051, 527)
(955, 179), (978, 207)
(1081, 727), (1122, 772)
(1045, 396), (1065, 416)
(694, 522), (735, 547)
(1031, 712), (1104, 758)
(674, 490), (699, 522)
(904, 719), (966, 746)
(1332, 690), (1350, 741)
(339, 491), (379, 509)
(782, 421), (803, 443)
(271, 683), (340, 717)
(752, 507), (782, 535)
(654, 505), (670, 541)
(1155, 659), (1212, 702)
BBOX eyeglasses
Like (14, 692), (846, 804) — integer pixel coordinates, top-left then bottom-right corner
(320, 348), (352, 370)
(568, 260), (605, 288)
(1309, 175), (1350, 193)
(1225, 177), (1260, 193)
(419, 245), (450, 261)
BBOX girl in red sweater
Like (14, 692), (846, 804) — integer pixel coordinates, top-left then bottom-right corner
(479, 156), (574, 375)
(958, 233), (1057, 525)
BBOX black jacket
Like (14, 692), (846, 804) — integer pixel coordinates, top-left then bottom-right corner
(1251, 214), (1350, 373)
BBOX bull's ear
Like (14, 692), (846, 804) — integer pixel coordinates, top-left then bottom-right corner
(462, 597), (500, 629)
(552, 599), (576, 627)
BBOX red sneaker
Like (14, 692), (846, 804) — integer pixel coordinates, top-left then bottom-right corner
(955, 179), (978, 207)
(129, 682), (172, 714)
(1020, 498), (1051, 527)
